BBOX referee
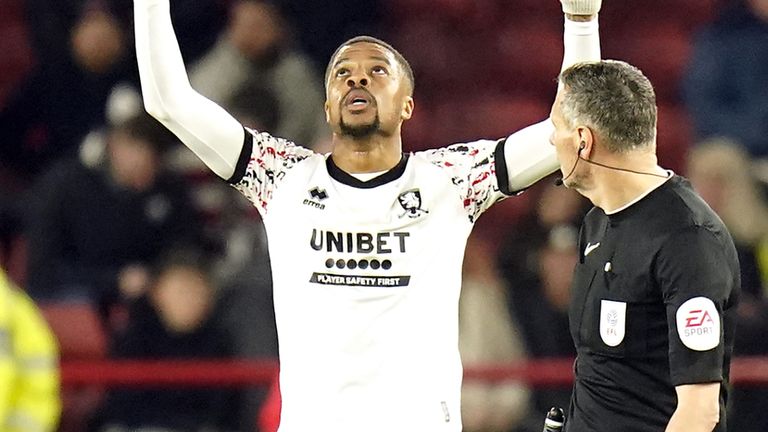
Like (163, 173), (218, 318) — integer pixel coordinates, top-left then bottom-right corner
(549, 60), (739, 431)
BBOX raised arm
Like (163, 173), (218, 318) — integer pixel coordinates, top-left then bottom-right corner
(503, 0), (602, 193)
(134, 0), (244, 179)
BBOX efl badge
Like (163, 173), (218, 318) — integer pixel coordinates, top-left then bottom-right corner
(398, 189), (429, 219)
(676, 297), (720, 351)
(600, 300), (626, 347)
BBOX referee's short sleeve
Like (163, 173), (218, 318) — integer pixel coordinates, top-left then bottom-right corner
(655, 226), (737, 386)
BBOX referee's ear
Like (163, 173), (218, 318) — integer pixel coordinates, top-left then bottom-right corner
(576, 126), (596, 157)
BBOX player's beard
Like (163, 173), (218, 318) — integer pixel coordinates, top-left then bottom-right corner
(339, 114), (381, 139)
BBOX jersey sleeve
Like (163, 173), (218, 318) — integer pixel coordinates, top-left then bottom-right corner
(655, 226), (738, 386)
(227, 128), (316, 215)
(419, 139), (508, 223)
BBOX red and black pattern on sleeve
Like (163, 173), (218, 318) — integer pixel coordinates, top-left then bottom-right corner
(422, 140), (505, 223)
(230, 128), (315, 214)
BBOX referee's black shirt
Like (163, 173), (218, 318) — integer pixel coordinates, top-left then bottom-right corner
(564, 175), (739, 432)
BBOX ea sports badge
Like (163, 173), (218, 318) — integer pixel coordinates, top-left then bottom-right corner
(676, 297), (720, 351)
(600, 300), (626, 347)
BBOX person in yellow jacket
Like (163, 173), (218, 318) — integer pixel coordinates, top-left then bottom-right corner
(0, 269), (60, 432)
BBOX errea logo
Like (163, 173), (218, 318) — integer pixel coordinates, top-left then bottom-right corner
(676, 297), (720, 351)
(309, 187), (328, 200)
(303, 187), (328, 210)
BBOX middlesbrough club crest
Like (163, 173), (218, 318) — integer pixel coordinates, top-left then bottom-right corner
(398, 189), (429, 219)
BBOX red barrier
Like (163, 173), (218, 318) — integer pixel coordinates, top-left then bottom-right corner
(61, 359), (279, 387)
(60, 357), (768, 388)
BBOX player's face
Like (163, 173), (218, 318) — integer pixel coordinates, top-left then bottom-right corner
(549, 89), (585, 189)
(325, 42), (413, 139)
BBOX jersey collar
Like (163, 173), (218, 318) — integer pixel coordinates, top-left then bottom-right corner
(326, 153), (409, 189)
(606, 172), (677, 218)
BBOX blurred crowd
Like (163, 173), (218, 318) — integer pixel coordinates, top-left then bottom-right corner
(1, 0), (767, 431)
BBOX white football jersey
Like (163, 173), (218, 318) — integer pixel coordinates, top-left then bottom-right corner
(230, 128), (512, 432)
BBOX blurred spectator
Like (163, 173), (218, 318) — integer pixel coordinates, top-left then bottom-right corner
(24, 114), (203, 325)
(24, 0), (134, 66)
(190, 0), (328, 147)
(96, 250), (240, 432)
(0, 0), (228, 182)
(23, 0), (226, 83)
(0, 268), (61, 432)
(0, 6), (133, 182)
(687, 139), (768, 300)
(178, 71), (281, 430)
(214, 213), (277, 432)
(459, 236), (531, 432)
(275, 0), (382, 71)
(685, 138), (768, 432)
(497, 182), (589, 430)
(171, 52), (280, 389)
(167, 75), (281, 255)
(683, 0), (768, 157)
(229, 85), (282, 134)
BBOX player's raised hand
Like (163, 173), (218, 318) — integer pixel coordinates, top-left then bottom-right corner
(560, 0), (602, 16)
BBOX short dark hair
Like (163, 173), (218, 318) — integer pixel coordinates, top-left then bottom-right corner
(325, 35), (415, 95)
(151, 247), (212, 283)
(112, 113), (178, 154)
(558, 60), (657, 153)
(229, 84), (281, 132)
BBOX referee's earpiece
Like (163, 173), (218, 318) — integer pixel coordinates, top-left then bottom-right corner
(556, 141), (587, 187)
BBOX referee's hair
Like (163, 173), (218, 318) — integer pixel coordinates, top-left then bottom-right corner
(558, 60), (657, 153)
(325, 35), (415, 96)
